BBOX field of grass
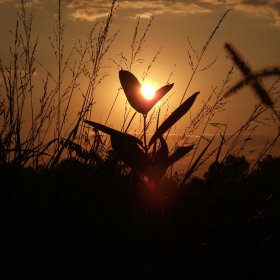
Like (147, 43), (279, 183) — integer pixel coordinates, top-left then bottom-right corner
(1, 1), (280, 279)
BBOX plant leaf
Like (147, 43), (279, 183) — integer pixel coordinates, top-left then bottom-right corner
(84, 119), (143, 147)
(144, 84), (174, 113)
(168, 145), (194, 166)
(119, 70), (144, 113)
(84, 119), (121, 135)
(84, 119), (148, 172)
(111, 132), (149, 173)
(149, 91), (200, 147)
(149, 136), (169, 182)
(119, 70), (173, 114)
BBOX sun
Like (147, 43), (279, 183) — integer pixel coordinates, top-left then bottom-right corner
(141, 84), (155, 100)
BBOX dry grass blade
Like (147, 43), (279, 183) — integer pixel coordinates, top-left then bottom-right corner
(180, 9), (232, 104)
(251, 80), (274, 108)
(223, 80), (245, 97)
(149, 91), (200, 147)
(215, 131), (226, 164)
(205, 126), (228, 195)
(256, 67), (280, 78)
(224, 43), (251, 76)
(180, 133), (216, 186)
(224, 43), (275, 109)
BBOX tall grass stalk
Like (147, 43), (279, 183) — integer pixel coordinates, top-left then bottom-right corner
(0, 0), (118, 170)
(180, 9), (232, 104)
(57, 0), (62, 150)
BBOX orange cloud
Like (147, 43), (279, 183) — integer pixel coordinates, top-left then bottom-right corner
(66, 0), (280, 25)
(67, 1), (210, 21)
(199, 0), (223, 4)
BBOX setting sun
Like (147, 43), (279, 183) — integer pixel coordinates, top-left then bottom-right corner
(141, 84), (155, 100)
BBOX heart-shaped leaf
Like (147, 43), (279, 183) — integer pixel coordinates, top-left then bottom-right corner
(119, 70), (174, 115)
(145, 84), (174, 113)
(168, 145), (194, 166)
(149, 91), (200, 147)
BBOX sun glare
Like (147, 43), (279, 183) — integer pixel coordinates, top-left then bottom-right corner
(141, 84), (155, 100)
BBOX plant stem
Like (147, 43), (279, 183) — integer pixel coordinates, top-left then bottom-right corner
(57, 0), (61, 150)
(143, 114), (148, 154)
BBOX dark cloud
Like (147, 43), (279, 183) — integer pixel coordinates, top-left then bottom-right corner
(241, 0), (270, 6)
(271, 1), (280, 16)
(226, 0), (280, 26)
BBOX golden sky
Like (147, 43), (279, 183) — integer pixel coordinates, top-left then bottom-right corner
(0, 0), (280, 175)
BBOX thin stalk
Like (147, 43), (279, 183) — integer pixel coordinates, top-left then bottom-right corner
(57, 0), (62, 149)
(152, 107), (161, 158)
(23, 0), (34, 126)
(180, 9), (232, 104)
(125, 112), (137, 133)
(105, 89), (120, 126)
(143, 114), (148, 154)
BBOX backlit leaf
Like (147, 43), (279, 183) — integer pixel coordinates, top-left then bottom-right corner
(144, 84), (174, 113)
(111, 132), (149, 173)
(149, 91), (200, 147)
(84, 119), (143, 147)
(119, 70), (144, 113)
(119, 70), (173, 114)
(84, 119), (119, 135)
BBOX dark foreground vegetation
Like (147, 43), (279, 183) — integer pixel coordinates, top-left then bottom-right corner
(1, 154), (280, 280)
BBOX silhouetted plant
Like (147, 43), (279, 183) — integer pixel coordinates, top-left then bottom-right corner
(84, 70), (199, 220)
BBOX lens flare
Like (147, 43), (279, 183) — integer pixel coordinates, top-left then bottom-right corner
(141, 84), (155, 100)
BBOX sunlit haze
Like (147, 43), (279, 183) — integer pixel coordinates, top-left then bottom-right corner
(141, 84), (155, 100)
